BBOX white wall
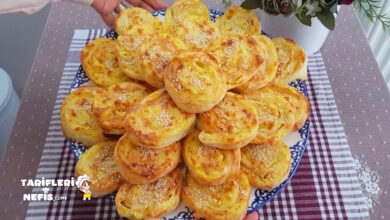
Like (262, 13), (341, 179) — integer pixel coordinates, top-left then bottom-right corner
(355, 1), (390, 90)
(0, 4), (51, 98)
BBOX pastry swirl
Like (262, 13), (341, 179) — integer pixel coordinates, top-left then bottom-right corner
(237, 35), (278, 91)
(181, 171), (250, 220)
(75, 141), (123, 197)
(114, 134), (181, 184)
(215, 6), (261, 36)
(115, 28), (153, 81)
(61, 86), (110, 147)
(255, 83), (310, 131)
(241, 141), (291, 190)
(183, 130), (240, 185)
(243, 90), (295, 143)
(164, 52), (227, 113)
(125, 89), (196, 148)
(271, 37), (307, 84)
(138, 34), (186, 88)
(92, 82), (151, 135)
(168, 0), (210, 24)
(175, 20), (220, 50)
(115, 168), (182, 220)
(115, 7), (161, 36)
(81, 38), (131, 87)
(198, 92), (258, 149)
(207, 34), (265, 89)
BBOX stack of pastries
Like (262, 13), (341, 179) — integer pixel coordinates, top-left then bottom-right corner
(60, 0), (311, 219)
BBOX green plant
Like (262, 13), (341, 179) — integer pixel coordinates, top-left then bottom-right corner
(226, 0), (390, 31)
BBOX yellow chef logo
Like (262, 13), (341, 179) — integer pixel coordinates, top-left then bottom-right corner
(76, 174), (92, 200)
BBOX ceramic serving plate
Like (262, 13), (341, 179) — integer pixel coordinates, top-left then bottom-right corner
(68, 9), (310, 219)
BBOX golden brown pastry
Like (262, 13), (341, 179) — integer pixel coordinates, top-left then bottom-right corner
(162, 8), (175, 35)
(168, 0), (210, 24)
(61, 86), (111, 147)
(126, 89), (196, 148)
(237, 35), (278, 91)
(243, 90), (295, 144)
(255, 83), (310, 131)
(207, 34), (265, 89)
(183, 130), (240, 185)
(137, 34), (186, 88)
(198, 92), (258, 149)
(81, 38), (131, 87)
(241, 141), (291, 190)
(115, 28), (153, 81)
(181, 171), (250, 220)
(115, 169), (182, 220)
(114, 134), (181, 184)
(272, 37), (307, 84)
(115, 7), (161, 36)
(92, 82), (151, 135)
(175, 19), (220, 50)
(75, 141), (123, 197)
(215, 6), (261, 36)
(164, 52), (227, 113)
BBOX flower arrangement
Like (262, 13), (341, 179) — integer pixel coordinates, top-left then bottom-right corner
(228, 0), (390, 30)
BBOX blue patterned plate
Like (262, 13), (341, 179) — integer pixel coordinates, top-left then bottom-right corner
(69, 8), (310, 219)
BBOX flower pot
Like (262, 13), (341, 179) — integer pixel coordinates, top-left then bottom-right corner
(259, 12), (330, 56)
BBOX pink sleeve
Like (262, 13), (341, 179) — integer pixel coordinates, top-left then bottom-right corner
(0, 0), (93, 15)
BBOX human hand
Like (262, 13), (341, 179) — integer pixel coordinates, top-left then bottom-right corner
(243, 211), (259, 220)
(91, 0), (168, 28)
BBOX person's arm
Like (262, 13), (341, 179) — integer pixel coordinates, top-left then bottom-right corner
(0, 0), (93, 15)
(0, 0), (167, 27)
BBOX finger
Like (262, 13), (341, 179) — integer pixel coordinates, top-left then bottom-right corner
(144, 0), (168, 9)
(107, 0), (122, 12)
(138, 1), (154, 11)
(126, 0), (142, 7)
(126, 0), (164, 11)
(243, 211), (259, 220)
(101, 12), (116, 28)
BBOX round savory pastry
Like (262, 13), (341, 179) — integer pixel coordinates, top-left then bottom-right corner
(115, 26), (155, 81)
(181, 171), (250, 220)
(115, 168), (182, 220)
(75, 141), (123, 197)
(237, 35), (278, 91)
(207, 34), (265, 89)
(61, 85), (111, 147)
(168, 0), (210, 24)
(215, 6), (261, 36)
(243, 90), (295, 144)
(114, 134), (181, 184)
(137, 34), (186, 88)
(183, 130), (240, 185)
(92, 82), (151, 135)
(271, 37), (307, 84)
(256, 83), (310, 131)
(115, 7), (161, 36)
(125, 89), (196, 148)
(241, 141), (291, 190)
(162, 8), (175, 35)
(164, 52), (227, 113)
(81, 38), (131, 87)
(175, 20), (220, 50)
(198, 92), (258, 149)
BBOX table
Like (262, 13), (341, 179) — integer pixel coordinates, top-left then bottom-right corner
(0, 1), (389, 219)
